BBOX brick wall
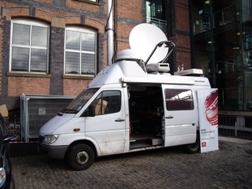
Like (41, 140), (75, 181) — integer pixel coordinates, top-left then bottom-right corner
(50, 27), (64, 95)
(0, 0), (192, 111)
(1, 18), (10, 107)
(0, 0), (144, 110)
(174, 0), (191, 71)
(117, 0), (143, 22)
(8, 77), (50, 96)
(0, 15), (3, 96)
(175, 34), (191, 70)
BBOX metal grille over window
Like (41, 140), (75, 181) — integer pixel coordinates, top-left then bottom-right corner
(65, 27), (97, 76)
(11, 20), (49, 73)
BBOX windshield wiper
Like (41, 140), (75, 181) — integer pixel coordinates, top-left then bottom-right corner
(60, 108), (78, 114)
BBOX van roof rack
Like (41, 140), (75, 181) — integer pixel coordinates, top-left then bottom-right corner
(174, 69), (204, 76)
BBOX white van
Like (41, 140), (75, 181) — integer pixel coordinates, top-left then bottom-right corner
(38, 24), (217, 170)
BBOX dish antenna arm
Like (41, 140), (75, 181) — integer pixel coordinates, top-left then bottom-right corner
(145, 40), (176, 66)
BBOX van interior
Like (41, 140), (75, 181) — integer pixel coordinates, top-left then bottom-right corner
(128, 84), (164, 149)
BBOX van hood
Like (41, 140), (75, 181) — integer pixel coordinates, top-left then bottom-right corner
(39, 114), (74, 136)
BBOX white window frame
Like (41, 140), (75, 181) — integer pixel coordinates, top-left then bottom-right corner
(79, 0), (98, 2)
(64, 26), (97, 76)
(9, 19), (50, 74)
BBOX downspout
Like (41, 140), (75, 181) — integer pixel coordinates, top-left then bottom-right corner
(113, 0), (117, 62)
(107, 0), (114, 65)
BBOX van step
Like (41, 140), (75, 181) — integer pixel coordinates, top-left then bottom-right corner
(151, 138), (163, 145)
(130, 143), (151, 149)
(130, 139), (136, 142)
(129, 138), (163, 150)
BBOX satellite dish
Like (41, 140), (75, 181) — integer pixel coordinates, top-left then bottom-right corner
(129, 23), (168, 63)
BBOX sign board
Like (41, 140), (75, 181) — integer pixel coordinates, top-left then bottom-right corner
(197, 89), (219, 153)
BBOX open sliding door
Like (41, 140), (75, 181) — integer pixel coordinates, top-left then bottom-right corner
(162, 85), (198, 147)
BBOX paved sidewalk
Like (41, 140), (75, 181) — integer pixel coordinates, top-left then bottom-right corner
(10, 139), (252, 189)
(218, 136), (251, 144)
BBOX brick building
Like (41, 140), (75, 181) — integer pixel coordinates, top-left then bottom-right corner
(0, 0), (191, 112)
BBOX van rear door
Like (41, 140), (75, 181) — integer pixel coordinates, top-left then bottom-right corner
(162, 85), (198, 147)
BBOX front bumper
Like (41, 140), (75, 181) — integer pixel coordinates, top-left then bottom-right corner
(38, 143), (68, 159)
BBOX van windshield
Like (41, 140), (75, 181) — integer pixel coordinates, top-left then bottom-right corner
(61, 88), (99, 113)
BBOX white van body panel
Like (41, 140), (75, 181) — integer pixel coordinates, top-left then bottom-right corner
(163, 124), (196, 146)
(53, 117), (84, 134)
(85, 113), (126, 155)
(89, 60), (148, 87)
(162, 85), (198, 147)
(90, 60), (211, 87)
(163, 85), (199, 146)
(84, 88), (127, 156)
(39, 114), (74, 135)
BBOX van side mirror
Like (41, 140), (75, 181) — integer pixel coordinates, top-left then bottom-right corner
(83, 105), (95, 117)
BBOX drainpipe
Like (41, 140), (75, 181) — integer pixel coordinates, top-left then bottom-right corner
(114, 0), (117, 62)
(107, 0), (114, 65)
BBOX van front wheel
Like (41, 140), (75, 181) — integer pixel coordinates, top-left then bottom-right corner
(66, 144), (94, 170)
(184, 134), (200, 154)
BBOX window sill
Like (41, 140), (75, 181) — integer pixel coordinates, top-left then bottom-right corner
(7, 72), (51, 78)
(73, 0), (100, 5)
(63, 75), (94, 80)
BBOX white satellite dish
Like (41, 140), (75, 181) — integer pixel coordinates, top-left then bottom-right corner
(129, 23), (168, 63)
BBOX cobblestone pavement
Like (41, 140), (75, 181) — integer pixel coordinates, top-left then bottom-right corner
(10, 140), (252, 189)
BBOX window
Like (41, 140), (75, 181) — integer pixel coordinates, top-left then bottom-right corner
(165, 89), (194, 111)
(64, 27), (97, 76)
(10, 19), (49, 73)
(62, 88), (99, 113)
(146, 0), (167, 33)
(91, 91), (121, 115)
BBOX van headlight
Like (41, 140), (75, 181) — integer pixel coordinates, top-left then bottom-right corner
(43, 135), (59, 144)
(0, 167), (6, 187)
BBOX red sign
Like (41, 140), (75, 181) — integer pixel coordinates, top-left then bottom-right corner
(202, 142), (206, 147)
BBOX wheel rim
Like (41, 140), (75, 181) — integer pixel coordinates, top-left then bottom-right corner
(75, 151), (89, 165)
(190, 142), (198, 150)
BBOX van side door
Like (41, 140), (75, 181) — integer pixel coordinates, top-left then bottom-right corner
(162, 85), (198, 147)
(84, 89), (126, 155)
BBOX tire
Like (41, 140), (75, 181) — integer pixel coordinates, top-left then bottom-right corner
(66, 144), (94, 171)
(184, 133), (200, 154)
